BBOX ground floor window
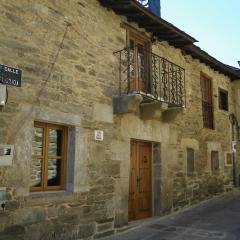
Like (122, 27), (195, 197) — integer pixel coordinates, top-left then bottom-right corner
(30, 122), (68, 192)
(187, 148), (195, 174)
(211, 151), (219, 172)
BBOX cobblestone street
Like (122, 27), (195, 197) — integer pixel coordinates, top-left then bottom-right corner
(103, 191), (240, 240)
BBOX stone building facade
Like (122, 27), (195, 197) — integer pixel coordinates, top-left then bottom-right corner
(0, 0), (240, 239)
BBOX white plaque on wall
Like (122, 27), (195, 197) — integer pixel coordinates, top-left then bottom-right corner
(94, 130), (104, 141)
(0, 145), (14, 166)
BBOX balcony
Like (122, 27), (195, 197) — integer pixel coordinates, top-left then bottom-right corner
(113, 47), (186, 118)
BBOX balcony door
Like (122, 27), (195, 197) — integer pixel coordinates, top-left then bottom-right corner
(129, 34), (149, 93)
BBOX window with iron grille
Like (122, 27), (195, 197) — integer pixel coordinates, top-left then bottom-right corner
(201, 75), (214, 129)
(187, 148), (195, 174)
(211, 151), (219, 171)
(219, 89), (228, 111)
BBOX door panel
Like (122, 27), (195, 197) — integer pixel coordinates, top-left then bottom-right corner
(128, 141), (137, 220)
(129, 140), (152, 221)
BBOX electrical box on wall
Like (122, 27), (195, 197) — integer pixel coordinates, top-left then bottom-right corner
(0, 145), (14, 166)
(0, 84), (7, 106)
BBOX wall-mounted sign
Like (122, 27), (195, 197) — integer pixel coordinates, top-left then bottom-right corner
(0, 64), (22, 87)
(94, 130), (104, 141)
(0, 145), (14, 166)
(0, 187), (6, 203)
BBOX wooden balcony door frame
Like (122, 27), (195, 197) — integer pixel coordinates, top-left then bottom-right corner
(128, 32), (150, 93)
(128, 139), (152, 221)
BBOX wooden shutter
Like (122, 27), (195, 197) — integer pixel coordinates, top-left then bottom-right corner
(201, 75), (214, 129)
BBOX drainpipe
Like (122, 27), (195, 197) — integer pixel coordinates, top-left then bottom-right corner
(229, 113), (239, 187)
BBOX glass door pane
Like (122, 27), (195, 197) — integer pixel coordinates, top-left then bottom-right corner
(130, 39), (135, 78)
(137, 43), (145, 80)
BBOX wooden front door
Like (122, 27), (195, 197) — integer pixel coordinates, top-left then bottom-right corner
(129, 34), (149, 92)
(129, 140), (152, 221)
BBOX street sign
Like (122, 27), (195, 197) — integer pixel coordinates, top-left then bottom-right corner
(0, 64), (22, 87)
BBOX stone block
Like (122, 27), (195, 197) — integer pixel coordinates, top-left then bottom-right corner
(102, 161), (120, 177)
(96, 218), (114, 224)
(110, 140), (129, 161)
(94, 230), (115, 239)
(5, 200), (20, 211)
(78, 223), (95, 239)
(12, 207), (46, 226)
(93, 103), (113, 123)
(161, 107), (183, 122)
(113, 94), (143, 114)
(114, 213), (128, 228)
(0, 225), (25, 240)
(140, 101), (168, 120)
(24, 221), (54, 240)
(97, 222), (113, 233)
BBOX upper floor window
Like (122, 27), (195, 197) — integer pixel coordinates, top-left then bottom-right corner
(30, 122), (68, 192)
(201, 74), (214, 129)
(219, 88), (228, 111)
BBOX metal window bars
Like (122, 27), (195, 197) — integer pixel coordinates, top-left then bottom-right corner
(114, 47), (186, 107)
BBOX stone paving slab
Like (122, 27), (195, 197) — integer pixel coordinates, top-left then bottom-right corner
(102, 191), (240, 240)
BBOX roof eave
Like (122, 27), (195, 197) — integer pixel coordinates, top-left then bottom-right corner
(98, 0), (197, 48)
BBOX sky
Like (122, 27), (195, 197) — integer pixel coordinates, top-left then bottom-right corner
(161, 0), (240, 68)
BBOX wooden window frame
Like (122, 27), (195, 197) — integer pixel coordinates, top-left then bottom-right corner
(201, 74), (214, 129)
(218, 88), (228, 111)
(31, 122), (68, 192)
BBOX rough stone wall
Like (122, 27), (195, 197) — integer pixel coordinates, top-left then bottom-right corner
(0, 0), (124, 239)
(151, 41), (235, 212)
(0, 0), (237, 239)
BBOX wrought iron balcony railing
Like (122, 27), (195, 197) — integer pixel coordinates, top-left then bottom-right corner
(114, 47), (186, 107)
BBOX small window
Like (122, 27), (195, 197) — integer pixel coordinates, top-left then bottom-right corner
(187, 148), (195, 174)
(219, 89), (228, 111)
(31, 122), (68, 192)
(211, 151), (219, 171)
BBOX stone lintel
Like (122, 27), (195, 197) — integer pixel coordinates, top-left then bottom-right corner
(113, 94), (143, 114)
